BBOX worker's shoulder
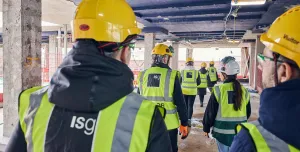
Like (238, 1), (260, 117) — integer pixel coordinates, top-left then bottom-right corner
(231, 128), (256, 152)
(127, 92), (157, 106)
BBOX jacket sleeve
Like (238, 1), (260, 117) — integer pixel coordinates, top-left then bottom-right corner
(173, 74), (188, 126)
(5, 121), (27, 152)
(197, 72), (201, 86)
(203, 93), (219, 133)
(246, 100), (251, 119)
(230, 128), (256, 152)
(147, 107), (173, 152)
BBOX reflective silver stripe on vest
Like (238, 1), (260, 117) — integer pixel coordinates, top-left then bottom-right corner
(214, 86), (247, 122)
(144, 96), (173, 102)
(111, 93), (144, 152)
(139, 71), (146, 95)
(213, 127), (235, 134)
(181, 86), (197, 89)
(164, 70), (172, 101)
(252, 121), (291, 152)
(24, 87), (48, 152)
(166, 109), (177, 114)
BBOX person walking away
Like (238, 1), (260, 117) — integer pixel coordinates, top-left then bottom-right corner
(138, 44), (189, 152)
(5, 0), (172, 152)
(181, 57), (200, 127)
(203, 56), (251, 152)
(208, 61), (218, 92)
(231, 6), (300, 152)
(198, 62), (209, 107)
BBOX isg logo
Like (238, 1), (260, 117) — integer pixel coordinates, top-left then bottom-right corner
(70, 116), (96, 135)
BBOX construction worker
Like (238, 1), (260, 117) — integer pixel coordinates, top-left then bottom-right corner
(207, 61), (218, 92)
(203, 56), (251, 152)
(198, 62), (209, 107)
(6, 0), (172, 152)
(138, 44), (189, 152)
(181, 57), (200, 125)
(231, 6), (300, 152)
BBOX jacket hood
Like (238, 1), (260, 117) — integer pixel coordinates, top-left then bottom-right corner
(259, 79), (300, 149)
(199, 68), (207, 74)
(48, 40), (134, 112)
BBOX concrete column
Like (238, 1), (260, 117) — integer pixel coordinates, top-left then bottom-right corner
(49, 35), (58, 80)
(249, 42), (256, 88)
(3, 0), (42, 137)
(241, 47), (250, 78)
(186, 48), (193, 59)
(144, 33), (155, 69)
(254, 36), (265, 91)
(171, 43), (179, 70)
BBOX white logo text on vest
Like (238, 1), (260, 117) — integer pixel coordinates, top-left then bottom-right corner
(70, 116), (96, 135)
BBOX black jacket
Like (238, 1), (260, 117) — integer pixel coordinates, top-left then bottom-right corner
(231, 79), (300, 151)
(198, 68), (209, 95)
(138, 63), (188, 127)
(6, 40), (172, 152)
(202, 79), (251, 133)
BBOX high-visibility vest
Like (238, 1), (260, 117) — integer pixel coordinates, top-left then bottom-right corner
(208, 67), (218, 82)
(181, 70), (199, 95)
(138, 67), (180, 130)
(198, 72), (208, 88)
(236, 121), (300, 152)
(212, 83), (250, 146)
(19, 86), (160, 152)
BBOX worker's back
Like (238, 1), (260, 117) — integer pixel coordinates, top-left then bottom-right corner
(7, 41), (172, 152)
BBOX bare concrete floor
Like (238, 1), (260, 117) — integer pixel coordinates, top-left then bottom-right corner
(178, 91), (260, 152)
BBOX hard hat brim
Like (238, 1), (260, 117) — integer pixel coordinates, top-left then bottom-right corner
(261, 33), (300, 67)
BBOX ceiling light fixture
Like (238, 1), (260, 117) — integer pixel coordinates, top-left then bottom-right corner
(231, 0), (266, 6)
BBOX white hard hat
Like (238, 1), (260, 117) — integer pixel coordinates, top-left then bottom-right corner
(219, 56), (240, 75)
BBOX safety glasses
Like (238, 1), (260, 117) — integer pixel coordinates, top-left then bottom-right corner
(257, 53), (283, 65)
(128, 43), (135, 50)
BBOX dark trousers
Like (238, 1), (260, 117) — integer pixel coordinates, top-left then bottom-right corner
(184, 95), (196, 120)
(168, 128), (178, 152)
(199, 94), (205, 104)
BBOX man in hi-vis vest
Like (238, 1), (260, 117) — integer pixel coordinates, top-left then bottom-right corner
(208, 61), (218, 92)
(138, 44), (189, 152)
(6, 0), (172, 152)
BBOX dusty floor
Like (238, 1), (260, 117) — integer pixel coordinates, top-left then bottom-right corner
(178, 91), (260, 152)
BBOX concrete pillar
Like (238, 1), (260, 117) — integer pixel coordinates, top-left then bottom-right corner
(186, 48), (193, 59)
(63, 24), (68, 57)
(49, 35), (58, 80)
(171, 43), (179, 70)
(144, 33), (155, 69)
(254, 36), (265, 91)
(3, 0), (42, 136)
(249, 42), (256, 88)
(241, 47), (250, 78)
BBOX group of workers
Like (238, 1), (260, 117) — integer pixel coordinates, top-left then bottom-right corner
(4, 0), (300, 152)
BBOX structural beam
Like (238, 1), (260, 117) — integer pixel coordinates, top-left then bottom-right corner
(172, 30), (246, 35)
(3, 0), (42, 137)
(132, 0), (230, 11)
(147, 14), (262, 23)
(142, 27), (169, 35)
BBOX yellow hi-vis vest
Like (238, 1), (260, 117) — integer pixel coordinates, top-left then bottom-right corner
(181, 70), (199, 95)
(198, 72), (208, 88)
(138, 67), (180, 130)
(236, 121), (300, 152)
(208, 67), (218, 82)
(19, 86), (161, 152)
(212, 83), (250, 146)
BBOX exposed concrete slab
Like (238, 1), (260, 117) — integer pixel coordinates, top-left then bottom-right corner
(3, 0), (42, 137)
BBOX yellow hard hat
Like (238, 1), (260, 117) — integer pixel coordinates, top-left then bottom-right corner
(201, 62), (207, 68)
(210, 61), (215, 65)
(71, 0), (141, 42)
(260, 5), (300, 67)
(186, 57), (194, 63)
(152, 44), (174, 57)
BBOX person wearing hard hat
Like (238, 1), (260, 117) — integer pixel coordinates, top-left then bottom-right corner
(138, 44), (189, 152)
(203, 56), (251, 152)
(6, 0), (172, 152)
(198, 62), (209, 107)
(181, 57), (200, 127)
(207, 61), (218, 92)
(230, 6), (300, 152)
